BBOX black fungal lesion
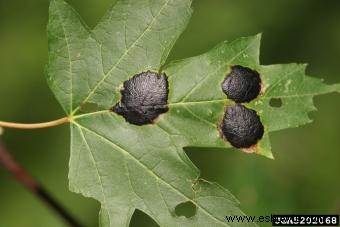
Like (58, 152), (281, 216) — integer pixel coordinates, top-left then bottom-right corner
(218, 64), (265, 150)
(221, 65), (262, 103)
(112, 71), (169, 125)
(219, 104), (264, 149)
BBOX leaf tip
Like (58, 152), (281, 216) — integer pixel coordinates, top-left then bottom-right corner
(336, 83), (340, 93)
(49, 0), (63, 6)
(267, 153), (275, 160)
(257, 150), (275, 160)
(255, 33), (262, 40)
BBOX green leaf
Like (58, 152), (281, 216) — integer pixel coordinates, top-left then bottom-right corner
(46, 0), (340, 226)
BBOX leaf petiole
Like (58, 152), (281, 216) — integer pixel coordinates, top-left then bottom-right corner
(0, 117), (70, 129)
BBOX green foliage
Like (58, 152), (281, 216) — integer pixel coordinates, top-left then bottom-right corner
(46, 0), (340, 226)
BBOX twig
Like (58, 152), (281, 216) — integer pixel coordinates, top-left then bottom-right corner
(0, 140), (83, 227)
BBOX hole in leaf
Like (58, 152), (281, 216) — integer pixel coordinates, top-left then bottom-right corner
(269, 98), (282, 108)
(130, 209), (159, 227)
(175, 201), (196, 218)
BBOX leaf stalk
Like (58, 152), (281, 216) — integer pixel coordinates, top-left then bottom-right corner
(0, 117), (69, 129)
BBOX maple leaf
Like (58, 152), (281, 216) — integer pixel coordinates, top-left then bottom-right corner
(46, 0), (340, 226)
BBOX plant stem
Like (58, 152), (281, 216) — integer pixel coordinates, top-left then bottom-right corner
(0, 117), (69, 129)
(0, 140), (83, 227)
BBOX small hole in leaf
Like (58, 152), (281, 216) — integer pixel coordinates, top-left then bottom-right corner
(130, 209), (159, 227)
(175, 201), (196, 218)
(269, 98), (282, 108)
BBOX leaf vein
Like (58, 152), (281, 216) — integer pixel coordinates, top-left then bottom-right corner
(53, 0), (74, 113)
(77, 126), (107, 204)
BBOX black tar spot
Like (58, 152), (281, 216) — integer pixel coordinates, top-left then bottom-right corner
(220, 104), (264, 148)
(222, 65), (261, 103)
(112, 71), (169, 125)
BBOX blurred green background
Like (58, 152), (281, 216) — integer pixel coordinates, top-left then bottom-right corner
(0, 0), (339, 226)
